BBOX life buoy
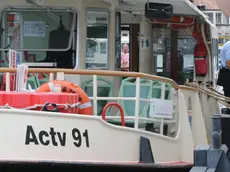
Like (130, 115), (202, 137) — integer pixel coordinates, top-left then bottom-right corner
(36, 80), (93, 115)
(192, 23), (208, 77)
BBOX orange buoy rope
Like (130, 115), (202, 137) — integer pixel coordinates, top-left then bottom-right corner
(36, 80), (93, 115)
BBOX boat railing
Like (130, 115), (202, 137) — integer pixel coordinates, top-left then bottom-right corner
(0, 68), (196, 137)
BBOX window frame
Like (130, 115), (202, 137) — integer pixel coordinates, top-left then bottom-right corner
(216, 12), (222, 25)
(85, 8), (110, 70)
(114, 11), (121, 70)
(205, 12), (214, 24)
(0, 7), (77, 52)
(2, 11), (24, 50)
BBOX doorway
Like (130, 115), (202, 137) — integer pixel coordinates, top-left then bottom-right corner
(120, 24), (139, 72)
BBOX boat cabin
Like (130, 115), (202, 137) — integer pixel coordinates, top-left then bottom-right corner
(0, 0), (221, 165)
(0, 0), (218, 85)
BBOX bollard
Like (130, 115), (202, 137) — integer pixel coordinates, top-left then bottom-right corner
(212, 114), (222, 149)
(190, 114), (230, 172)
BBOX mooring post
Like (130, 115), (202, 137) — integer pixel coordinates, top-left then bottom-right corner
(212, 114), (222, 149)
(190, 114), (230, 172)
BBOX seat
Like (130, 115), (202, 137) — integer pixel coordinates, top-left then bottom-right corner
(149, 81), (175, 136)
(82, 77), (113, 115)
(26, 74), (40, 90)
(106, 77), (153, 128)
(152, 81), (172, 100)
(35, 73), (49, 86)
(118, 77), (153, 117)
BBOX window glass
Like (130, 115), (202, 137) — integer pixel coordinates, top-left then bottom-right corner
(86, 10), (109, 69)
(100, 42), (106, 54)
(1, 9), (77, 68)
(156, 36), (195, 83)
(206, 12), (213, 23)
(216, 13), (222, 24)
(155, 36), (165, 73)
(223, 14), (229, 24)
(121, 31), (129, 72)
(6, 12), (21, 49)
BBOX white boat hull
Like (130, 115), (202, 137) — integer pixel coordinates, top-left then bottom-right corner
(0, 108), (192, 163)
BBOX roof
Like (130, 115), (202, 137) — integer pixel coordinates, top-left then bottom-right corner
(102, 0), (208, 18)
(193, 0), (219, 9)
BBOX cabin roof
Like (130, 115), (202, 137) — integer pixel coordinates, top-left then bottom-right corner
(102, 0), (208, 19)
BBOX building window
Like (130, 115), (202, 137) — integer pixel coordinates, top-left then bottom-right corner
(206, 12), (213, 23)
(223, 14), (229, 24)
(86, 10), (109, 69)
(216, 13), (222, 24)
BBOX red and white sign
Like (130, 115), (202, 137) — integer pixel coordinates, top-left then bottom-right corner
(9, 49), (21, 68)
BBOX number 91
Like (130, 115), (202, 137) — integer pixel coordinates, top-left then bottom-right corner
(72, 128), (89, 147)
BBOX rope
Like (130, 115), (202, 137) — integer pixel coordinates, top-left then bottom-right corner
(0, 103), (81, 110)
(185, 82), (230, 109)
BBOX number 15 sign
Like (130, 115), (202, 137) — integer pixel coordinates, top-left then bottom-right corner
(149, 98), (174, 119)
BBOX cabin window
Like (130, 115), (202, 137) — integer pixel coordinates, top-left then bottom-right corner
(0, 8), (77, 69)
(212, 39), (220, 70)
(0, 12), (22, 67)
(155, 36), (165, 73)
(156, 36), (195, 83)
(86, 10), (109, 69)
(100, 43), (106, 54)
(120, 24), (130, 72)
(115, 12), (121, 70)
(216, 39), (220, 70)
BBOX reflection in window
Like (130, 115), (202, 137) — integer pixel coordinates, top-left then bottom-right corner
(212, 39), (220, 70)
(157, 54), (163, 72)
(1, 9), (77, 68)
(155, 36), (167, 74)
(100, 43), (106, 54)
(2, 12), (22, 66)
(86, 10), (109, 69)
(156, 37), (195, 83)
(6, 12), (21, 49)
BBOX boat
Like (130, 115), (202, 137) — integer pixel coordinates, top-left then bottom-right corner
(0, 0), (226, 171)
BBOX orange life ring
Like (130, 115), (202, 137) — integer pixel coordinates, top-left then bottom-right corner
(36, 80), (93, 115)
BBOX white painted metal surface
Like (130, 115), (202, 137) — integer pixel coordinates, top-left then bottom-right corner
(0, 97), (191, 163)
(1, 68), (208, 163)
(0, 0), (216, 165)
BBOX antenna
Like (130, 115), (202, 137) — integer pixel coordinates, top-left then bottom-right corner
(25, 0), (60, 21)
